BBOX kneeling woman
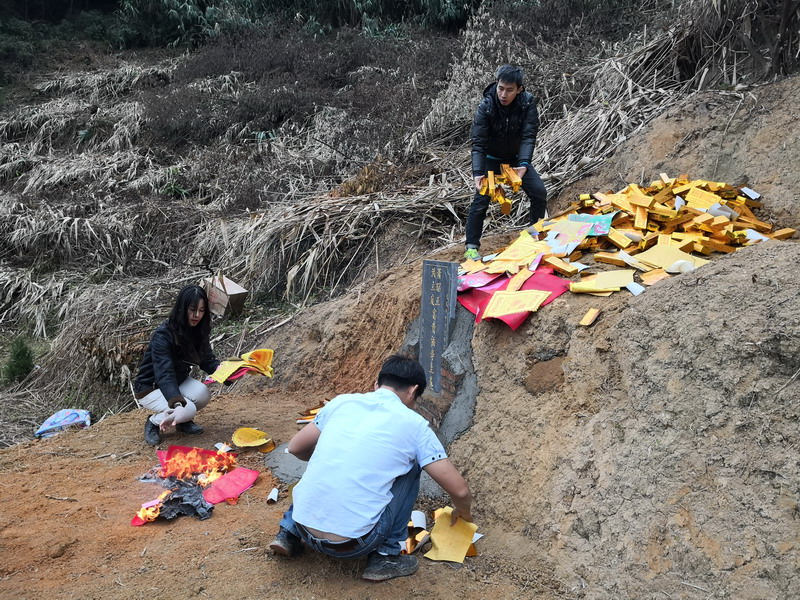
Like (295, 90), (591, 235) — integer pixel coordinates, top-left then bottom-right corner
(133, 285), (220, 446)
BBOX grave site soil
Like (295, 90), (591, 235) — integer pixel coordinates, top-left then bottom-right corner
(1, 78), (799, 600)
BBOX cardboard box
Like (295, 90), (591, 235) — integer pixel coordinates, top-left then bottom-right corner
(202, 273), (247, 317)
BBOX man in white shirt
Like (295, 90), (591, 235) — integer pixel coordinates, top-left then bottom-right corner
(270, 355), (473, 581)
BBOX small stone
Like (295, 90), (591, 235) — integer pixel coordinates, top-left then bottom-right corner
(48, 543), (68, 558)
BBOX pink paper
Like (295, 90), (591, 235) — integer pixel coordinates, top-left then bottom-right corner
(203, 467), (260, 504)
(457, 271), (504, 292)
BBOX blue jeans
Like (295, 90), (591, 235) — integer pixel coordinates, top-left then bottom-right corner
(279, 463), (421, 559)
(465, 157), (547, 249)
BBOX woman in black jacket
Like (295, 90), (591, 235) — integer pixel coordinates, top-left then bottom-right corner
(133, 285), (220, 446)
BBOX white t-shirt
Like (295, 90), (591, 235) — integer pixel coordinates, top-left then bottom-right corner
(291, 388), (447, 538)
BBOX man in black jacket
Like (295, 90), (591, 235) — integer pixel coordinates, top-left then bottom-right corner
(465, 64), (547, 260)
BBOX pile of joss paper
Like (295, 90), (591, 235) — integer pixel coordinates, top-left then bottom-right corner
(458, 174), (795, 330)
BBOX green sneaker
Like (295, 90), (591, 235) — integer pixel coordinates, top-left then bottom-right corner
(463, 248), (481, 261)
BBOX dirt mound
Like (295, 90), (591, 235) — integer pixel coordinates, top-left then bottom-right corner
(453, 240), (798, 598)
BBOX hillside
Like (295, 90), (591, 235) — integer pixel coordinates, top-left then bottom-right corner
(2, 0), (800, 596)
(1, 73), (799, 598)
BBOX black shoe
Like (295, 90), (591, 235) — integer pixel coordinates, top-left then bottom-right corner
(362, 552), (419, 582)
(269, 527), (303, 558)
(144, 418), (161, 446)
(176, 420), (204, 435)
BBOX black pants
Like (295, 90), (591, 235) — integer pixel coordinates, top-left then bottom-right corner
(465, 157), (547, 249)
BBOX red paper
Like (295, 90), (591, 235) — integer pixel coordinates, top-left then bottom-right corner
(457, 266), (569, 330)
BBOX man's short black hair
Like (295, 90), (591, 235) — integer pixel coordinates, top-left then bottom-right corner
(495, 64), (524, 87)
(377, 355), (427, 398)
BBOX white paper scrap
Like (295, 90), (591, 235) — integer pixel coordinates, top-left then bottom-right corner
(745, 228), (770, 243)
(740, 186), (761, 200)
(708, 203), (740, 220)
(214, 442), (233, 452)
(410, 510), (427, 530)
(626, 282), (646, 296)
(472, 533), (484, 543)
(267, 488), (279, 504)
(618, 250), (652, 272)
(674, 196), (685, 209)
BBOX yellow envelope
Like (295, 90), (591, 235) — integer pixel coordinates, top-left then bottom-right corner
(424, 506), (478, 563)
(484, 290), (551, 318)
(570, 282), (619, 294)
(241, 348), (274, 377)
(640, 268), (671, 286)
(590, 269), (635, 288)
(635, 245), (710, 270)
(460, 258), (486, 274)
(506, 267), (534, 293)
(492, 231), (550, 263)
(209, 360), (245, 383)
(484, 260), (520, 275)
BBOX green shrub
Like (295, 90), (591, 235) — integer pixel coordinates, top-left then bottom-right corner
(4, 338), (35, 383)
(114, 0), (473, 48)
(0, 18), (36, 83)
(115, 0), (265, 47)
(141, 25), (459, 151)
(50, 10), (116, 42)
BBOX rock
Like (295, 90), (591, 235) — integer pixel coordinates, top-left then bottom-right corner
(48, 542), (69, 558)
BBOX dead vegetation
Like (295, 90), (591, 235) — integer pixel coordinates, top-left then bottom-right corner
(0, 0), (798, 445)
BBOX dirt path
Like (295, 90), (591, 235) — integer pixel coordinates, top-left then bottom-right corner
(0, 388), (557, 600)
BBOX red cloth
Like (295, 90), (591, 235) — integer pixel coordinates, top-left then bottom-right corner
(457, 266), (570, 330)
(202, 468), (260, 504)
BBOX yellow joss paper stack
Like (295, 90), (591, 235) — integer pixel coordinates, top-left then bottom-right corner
(461, 176), (796, 309)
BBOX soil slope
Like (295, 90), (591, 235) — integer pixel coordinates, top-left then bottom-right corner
(1, 78), (799, 600)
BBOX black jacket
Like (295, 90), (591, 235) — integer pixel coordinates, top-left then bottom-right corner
(471, 82), (540, 176)
(133, 321), (219, 406)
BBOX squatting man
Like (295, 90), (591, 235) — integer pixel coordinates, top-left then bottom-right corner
(270, 355), (473, 582)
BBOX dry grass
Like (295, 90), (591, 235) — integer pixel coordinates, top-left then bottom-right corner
(21, 150), (154, 193)
(0, 62), (170, 188)
(195, 177), (467, 303)
(34, 62), (176, 104)
(0, 268), (78, 338)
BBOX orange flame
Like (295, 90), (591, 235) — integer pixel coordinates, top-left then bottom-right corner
(160, 448), (237, 480)
(136, 489), (172, 523)
(198, 468), (224, 487)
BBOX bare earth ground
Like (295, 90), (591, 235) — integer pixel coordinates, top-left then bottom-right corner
(1, 77), (799, 599)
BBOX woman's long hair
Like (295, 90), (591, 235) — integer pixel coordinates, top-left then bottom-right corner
(167, 285), (212, 351)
